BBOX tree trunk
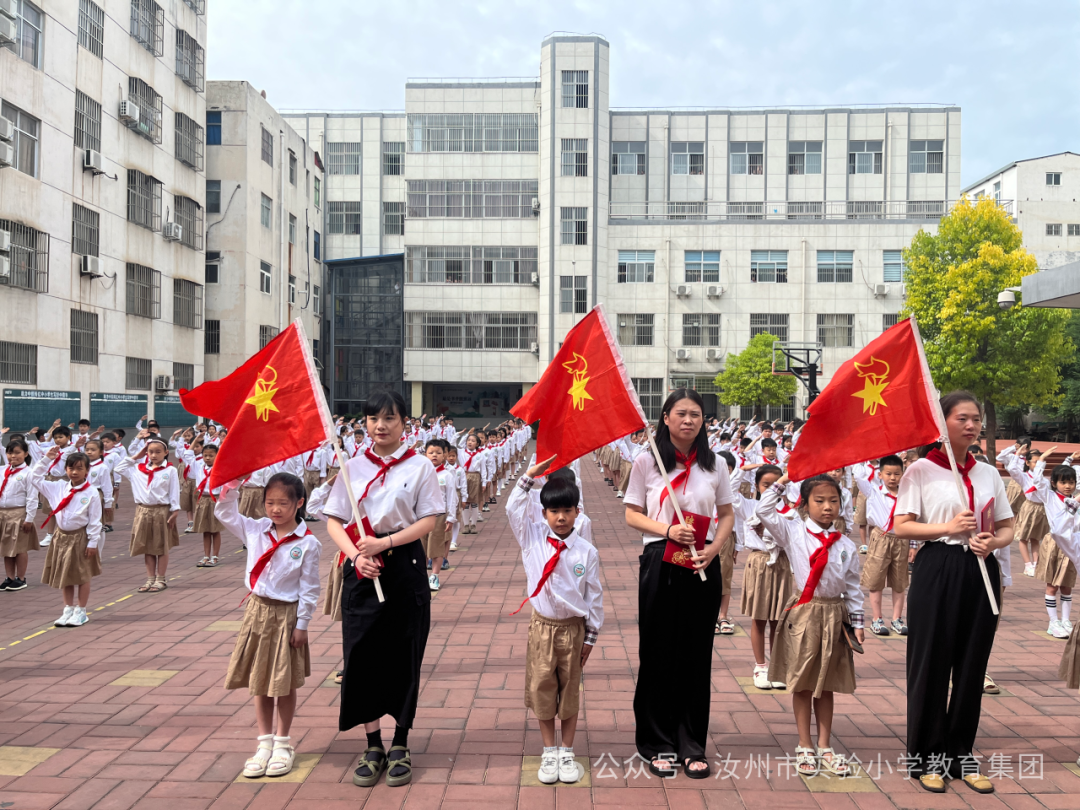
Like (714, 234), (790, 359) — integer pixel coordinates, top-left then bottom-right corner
(985, 399), (998, 461)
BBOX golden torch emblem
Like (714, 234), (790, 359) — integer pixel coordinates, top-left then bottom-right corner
(245, 365), (281, 421)
(563, 353), (594, 411)
(851, 356), (890, 416)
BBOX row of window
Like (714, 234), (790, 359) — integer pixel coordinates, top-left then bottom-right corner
(610, 249), (907, 284)
(405, 246), (537, 284)
(253, 125), (321, 206)
(406, 180), (538, 219)
(325, 202), (404, 236)
(406, 115), (539, 154)
(404, 312), (538, 351)
(1046, 224), (1080, 236)
(615, 313), (898, 348)
(0, 337), (197, 389)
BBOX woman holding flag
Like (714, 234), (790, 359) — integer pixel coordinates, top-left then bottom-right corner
(623, 389), (735, 778)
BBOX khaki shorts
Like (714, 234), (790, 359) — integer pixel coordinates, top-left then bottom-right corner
(424, 515), (450, 560)
(859, 527), (909, 592)
(718, 533), (735, 595)
(524, 611), (584, 721)
(854, 490), (867, 527)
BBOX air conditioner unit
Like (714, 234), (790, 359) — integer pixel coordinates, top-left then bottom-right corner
(163, 222), (183, 242)
(706, 285), (724, 298)
(155, 375), (173, 392)
(0, 229), (9, 252)
(0, 141), (13, 168)
(530, 271), (540, 286)
(0, 0), (16, 19)
(531, 197), (540, 212)
(676, 349), (691, 361)
(83, 149), (105, 175)
(900, 283), (908, 298)
(119, 99), (140, 126)
(0, 255), (8, 279)
(873, 283), (890, 298)
(706, 348), (723, 361)
(0, 15), (15, 45)
(675, 285), (691, 298)
(80, 254), (103, 278)
(529, 342), (539, 355)
(0, 117), (13, 142)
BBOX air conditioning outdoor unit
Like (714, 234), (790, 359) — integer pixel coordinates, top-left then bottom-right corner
(81, 254), (103, 278)
(0, 117), (13, 142)
(0, 141), (13, 168)
(0, 15), (15, 45)
(119, 100), (140, 126)
(873, 283), (889, 298)
(0, 255), (9, 279)
(529, 342), (539, 355)
(530, 271), (540, 286)
(155, 375), (173, 392)
(0, 0), (17, 19)
(531, 197), (540, 213)
(163, 222), (182, 242)
(0, 229), (10, 252)
(706, 348), (723, 361)
(676, 285), (691, 298)
(83, 149), (105, 175)
(900, 283), (908, 298)
(676, 349), (691, 361)
(706, 285), (724, 298)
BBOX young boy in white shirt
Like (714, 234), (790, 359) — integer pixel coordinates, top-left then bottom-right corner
(507, 455), (603, 786)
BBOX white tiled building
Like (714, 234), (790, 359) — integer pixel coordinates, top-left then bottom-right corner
(286, 35), (977, 420)
(0, 0), (207, 427)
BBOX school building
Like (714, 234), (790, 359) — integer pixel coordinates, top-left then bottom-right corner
(285, 34), (983, 421)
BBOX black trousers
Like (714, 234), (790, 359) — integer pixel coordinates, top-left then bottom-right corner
(906, 542), (1000, 777)
(339, 538), (431, 732)
(634, 541), (723, 761)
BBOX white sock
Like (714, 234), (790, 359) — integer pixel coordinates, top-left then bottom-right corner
(451, 521), (460, 544)
(1047, 595), (1058, 621)
(1063, 594), (1073, 622)
(559, 745), (574, 758)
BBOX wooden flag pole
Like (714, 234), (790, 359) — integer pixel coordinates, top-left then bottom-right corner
(644, 430), (708, 582)
(333, 444), (386, 604)
(940, 437), (999, 616)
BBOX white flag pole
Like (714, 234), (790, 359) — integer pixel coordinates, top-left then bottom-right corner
(644, 430), (708, 582)
(333, 443), (386, 604)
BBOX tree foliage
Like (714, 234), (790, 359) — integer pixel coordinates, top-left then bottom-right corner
(1045, 310), (1080, 440)
(900, 197), (1074, 455)
(715, 332), (799, 410)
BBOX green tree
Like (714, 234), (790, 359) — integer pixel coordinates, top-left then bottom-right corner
(901, 197), (1074, 458)
(1045, 310), (1080, 441)
(715, 332), (799, 414)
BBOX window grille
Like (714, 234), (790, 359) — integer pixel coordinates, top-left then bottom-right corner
(846, 200), (884, 219)
(671, 142), (704, 175)
(70, 309), (98, 365)
(78, 0), (104, 58)
(883, 250), (905, 283)
(669, 201), (708, 220)
(749, 314), (789, 342)
(740, 398), (795, 423)
(207, 180), (220, 213)
(786, 201), (824, 220)
(559, 276), (588, 313)
(260, 194), (272, 228)
(406, 113), (539, 152)
(0, 341), (37, 385)
(617, 251), (654, 283)
(206, 111), (221, 145)
(407, 180), (539, 219)
(1069, 225), (1080, 236)
(817, 314), (854, 347)
(126, 263), (161, 319)
(126, 357), (151, 390)
(127, 77), (162, 143)
(1047, 172), (1062, 186)
(816, 250), (854, 283)
(684, 251), (720, 283)
(561, 71), (589, 108)
(730, 142), (763, 175)
(173, 279), (203, 328)
(909, 140), (943, 174)
(259, 326), (278, 349)
(750, 250), (788, 283)
(72, 204), (100, 257)
(173, 362), (194, 391)
(1047, 223), (1062, 236)
(204, 320), (220, 353)
(182, 0), (205, 13)
(404, 312), (537, 350)
(383, 142), (404, 175)
(1, 101), (39, 177)
(0, 219), (49, 292)
(383, 202), (404, 235)
(618, 314), (654, 347)
(130, 0), (163, 55)
(882, 314), (900, 332)
(848, 140), (883, 174)
(561, 207), (588, 245)
(405, 246), (537, 284)
(175, 29), (205, 91)
(683, 313), (721, 347)
(127, 169), (162, 231)
(561, 139), (588, 177)
(75, 91), (102, 152)
(328, 201), (362, 235)
(612, 142), (646, 175)
(174, 112), (204, 170)
(633, 378), (664, 420)
(13, 0), (43, 67)
(788, 141), (822, 175)
(261, 126), (273, 165)
(259, 262), (272, 294)
(326, 142), (361, 175)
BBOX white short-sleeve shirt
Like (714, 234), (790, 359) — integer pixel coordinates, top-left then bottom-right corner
(895, 456), (1013, 545)
(623, 450), (734, 545)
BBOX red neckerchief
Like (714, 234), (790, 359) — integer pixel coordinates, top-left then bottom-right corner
(791, 528), (843, 607)
(434, 464), (445, 473)
(335, 448), (416, 566)
(139, 462), (166, 489)
(248, 527), (314, 591)
(0, 464), (26, 499)
(182, 459), (191, 479)
(657, 450), (696, 514)
(925, 448), (975, 510)
(47, 452), (64, 475)
(884, 492), (898, 532)
(197, 468), (216, 502)
(464, 449), (478, 471)
(91, 459), (105, 467)
(510, 536), (568, 615)
(40, 482), (91, 528)
(866, 462), (876, 483)
(306, 449), (317, 466)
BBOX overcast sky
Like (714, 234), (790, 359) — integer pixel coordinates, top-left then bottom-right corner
(207, 0), (1079, 186)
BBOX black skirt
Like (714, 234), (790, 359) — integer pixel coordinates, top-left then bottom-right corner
(339, 538), (431, 731)
(634, 539), (723, 760)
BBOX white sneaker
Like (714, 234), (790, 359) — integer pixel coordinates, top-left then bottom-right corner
(40, 533), (52, 547)
(69, 607), (88, 626)
(558, 750), (583, 783)
(55, 606), (74, 627)
(1050, 620), (1071, 639)
(428, 574), (440, 592)
(538, 750), (559, 784)
(752, 667), (772, 689)
(1065, 619), (1075, 634)
(449, 541), (459, 552)
(771, 680), (787, 689)
(184, 521), (194, 533)
(1024, 562), (1036, 577)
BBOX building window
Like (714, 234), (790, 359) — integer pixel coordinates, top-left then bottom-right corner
(786, 201), (824, 220)
(175, 29), (205, 91)
(288, 151), (297, 184)
(684, 251), (720, 283)
(788, 141), (822, 175)
(383, 202), (404, 236)
(0, 219), (49, 293)
(405, 246), (538, 284)
(129, 0), (163, 55)
(883, 313), (900, 332)
(74, 91), (102, 153)
(1069, 225), (1080, 237)
(71, 204), (100, 257)
(259, 261), (272, 294)
(683, 313), (720, 347)
(383, 142), (405, 175)
(205, 320), (220, 354)
(561, 139), (588, 177)
(817, 250), (854, 283)
(883, 250), (906, 283)
(174, 113), (204, 171)
(406, 114), (538, 153)
(1, 102), (39, 178)
(561, 71), (589, 108)
(407, 180), (539, 218)
(909, 140), (944, 173)
(633, 378), (664, 421)
(404, 312), (538, 350)
(617, 251), (655, 283)
(125, 357), (152, 390)
(206, 180), (221, 213)
(993, 181), (1001, 202)
(174, 197), (203, 250)
(741, 398), (795, 423)
(618, 314), (654, 347)
(258, 326), (278, 348)
(750, 250), (788, 283)
(125, 263), (161, 319)
(561, 207), (588, 246)
(78, 0), (105, 58)
(328, 201), (362, 235)
(817, 314), (854, 347)
(206, 111), (221, 145)
(205, 251), (219, 284)
(730, 142), (763, 175)
(260, 126), (273, 165)
(314, 177), (321, 209)
(183, 0), (205, 14)
(1047, 223), (1062, 236)
(612, 141), (646, 175)
(750, 313), (789, 343)
(127, 77), (163, 143)
(848, 140), (883, 174)
(70, 310), (99, 365)
(327, 142), (361, 175)
(12, 0), (44, 68)
(559, 276), (588, 314)
(314, 230), (320, 260)
(127, 170), (162, 231)
(313, 285), (321, 316)
(846, 201), (885, 219)
(671, 142), (704, 175)
(172, 362), (194, 392)
(1047, 172), (1062, 186)
(0, 341), (37, 385)
(288, 275), (296, 304)
(260, 194), (272, 228)
(288, 214), (296, 244)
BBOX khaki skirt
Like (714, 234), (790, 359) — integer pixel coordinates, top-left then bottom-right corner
(1036, 533), (1077, 588)
(1005, 478), (1026, 515)
(179, 478), (196, 512)
(718, 533), (736, 595)
(1015, 499), (1048, 541)
(129, 504), (180, 556)
(192, 495), (223, 534)
(466, 471), (482, 504)
(41, 526), (101, 588)
(238, 486), (266, 519)
(1059, 621), (1080, 689)
(224, 594), (310, 697)
(303, 469), (321, 500)
(0, 505), (39, 556)
(741, 548), (794, 621)
(768, 594), (856, 698)
(739, 481), (754, 499)
(323, 559), (344, 622)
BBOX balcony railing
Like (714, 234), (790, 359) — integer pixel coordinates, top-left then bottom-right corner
(609, 199), (1013, 222)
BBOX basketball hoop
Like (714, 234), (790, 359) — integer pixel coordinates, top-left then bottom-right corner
(772, 341), (824, 402)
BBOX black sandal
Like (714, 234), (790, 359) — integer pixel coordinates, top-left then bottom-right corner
(684, 756), (711, 779)
(385, 745), (412, 787)
(648, 757), (677, 778)
(352, 746), (386, 787)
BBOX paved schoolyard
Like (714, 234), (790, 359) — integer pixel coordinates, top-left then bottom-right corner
(2, 458), (1080, 809)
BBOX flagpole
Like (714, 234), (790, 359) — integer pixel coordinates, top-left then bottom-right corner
(644, 430), (708, 583)
(333, 443), (386, 604)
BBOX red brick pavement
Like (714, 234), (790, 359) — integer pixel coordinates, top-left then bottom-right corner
(1, 456), (1080, 808)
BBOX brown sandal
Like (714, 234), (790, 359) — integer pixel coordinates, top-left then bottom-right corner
(138, 578), (156, 593)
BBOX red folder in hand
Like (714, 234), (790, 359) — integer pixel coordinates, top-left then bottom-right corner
(662, 509), (712, 569)
(338, 515), (384, 578)
(980, 498), (995, 535)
